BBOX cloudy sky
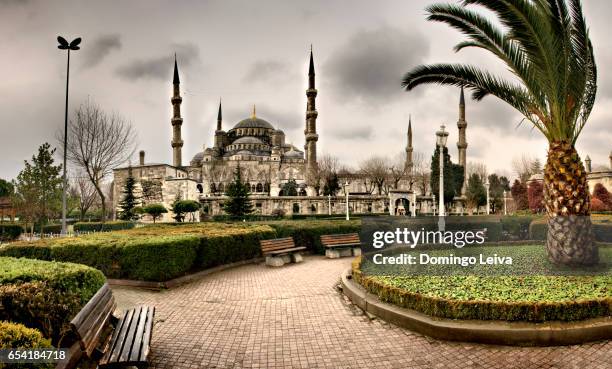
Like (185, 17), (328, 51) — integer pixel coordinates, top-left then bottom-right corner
(1, 0), (611, 181)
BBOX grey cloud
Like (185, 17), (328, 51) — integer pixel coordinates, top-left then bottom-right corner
(115, 43), (199, 81)
(243, 60), (291, 84)
(323, 25), (429, 105)
(328, 125), (373, 140)
(81, 34), (121, 69)
(0, 0), (32, 6)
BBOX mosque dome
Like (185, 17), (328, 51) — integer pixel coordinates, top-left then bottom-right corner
(234, 117), (274, 130)
(233, 136), (265, 145)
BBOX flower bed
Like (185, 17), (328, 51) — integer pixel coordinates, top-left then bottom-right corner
(353, 245), (612, 322)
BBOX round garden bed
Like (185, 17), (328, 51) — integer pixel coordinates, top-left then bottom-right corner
(345, 244), (612, 346)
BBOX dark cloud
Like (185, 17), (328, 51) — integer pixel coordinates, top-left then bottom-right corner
(243, 60), (291, 84)
(80, 34), (121, 69)
(323, 26), (429, 105)
(115, 43), (199, 81)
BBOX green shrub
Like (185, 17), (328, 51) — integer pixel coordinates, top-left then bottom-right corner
(266, 220), (361, 254)
(529, 219), (548, 240)
(0, 257), (105, 345)
(41, 224), (62, 234)
(0, 321), (53, 369)
(353, 258), (611, 322)
(73, 221), (135, 232)
(0, 224), (22, 242)
(529, 219), (612, 242)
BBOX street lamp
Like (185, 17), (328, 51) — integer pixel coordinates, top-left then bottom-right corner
(432, 194), (436, 216)
(485, 179), (490, 215)
(328, 194), (331, 216)
(57, 36), (81, 236)
(344, 181), (350, 220)
(503, 190), (508, 215)
(435, 125), (449, 230)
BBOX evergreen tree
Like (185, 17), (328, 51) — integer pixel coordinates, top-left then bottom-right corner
(322, 173), (340, 196)
(280, 179), (298, 196)
(171, 192), (185, 222)
(465, 174), (487, 213)
(118, 166), (139, 220)
(222, 165), (253, 217)
(0, 179), (13, 198)
(430, 146), (462, 205)
(12, 143), (62, 231)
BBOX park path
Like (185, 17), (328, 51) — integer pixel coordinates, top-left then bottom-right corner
(112, 256), (611, 369)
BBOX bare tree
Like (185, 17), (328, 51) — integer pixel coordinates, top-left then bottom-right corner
(70, 171), (99, 220)
(467, 161), (488, 182)
(512, 154), (542, 183)
(412, 152), (430, 195)
(360, 156), (388, 195)
(59, 101), (136, 221)
(388, 151), (407, 191)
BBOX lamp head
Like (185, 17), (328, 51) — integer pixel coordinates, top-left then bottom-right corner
(436, 125), (449, 147)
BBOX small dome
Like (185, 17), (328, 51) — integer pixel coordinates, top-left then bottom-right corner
(234, 117), (274, 129)
(284, 147), (303, 158)
(191, 152), (204, 164)
(235, 150), (253, 155)
(233, 136), (264, 145)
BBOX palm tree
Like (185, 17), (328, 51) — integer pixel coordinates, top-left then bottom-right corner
(403, 0), (598, 265)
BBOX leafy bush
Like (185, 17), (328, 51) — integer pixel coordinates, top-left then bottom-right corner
(500, 216), (538, 240)
(0, 224), (22, 242)
(73, 221), (135, 233)
(266, 219), (361, 254)
(529, 219), (612, 242)
(0, 257), (105, 345)
(41, 224), (62, 234)
(353, 258), (611, 322)
(0, 321), (53, 369)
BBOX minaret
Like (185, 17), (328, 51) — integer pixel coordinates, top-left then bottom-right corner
(305, 46), (319, 176)
(457, 87), (468, 194)
(171, 55), (184, 167)
(214, 99), (223, 150)
(405, 115), (413, 173)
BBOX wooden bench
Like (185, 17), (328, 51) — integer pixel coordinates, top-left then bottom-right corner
(320, 233), (362, 258)
(57, 283), (155, 369)
(260, 237), (306, 267)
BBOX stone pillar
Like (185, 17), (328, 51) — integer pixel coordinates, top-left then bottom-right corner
(171, 56), (184, 167)
(305, 47), (319, 182)
(139, 150), (145, 166)
(585, 155), (591, 173)
(457, 87), (468, 195)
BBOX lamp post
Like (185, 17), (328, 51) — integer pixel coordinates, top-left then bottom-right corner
(344, 181), (350, 220)
(435, 125), (449, 230)
(432, 194), (436, 216)
(328, 194), (331, 216)
(57, 36), (81, 236)
(503, 190), (508, 215)
(485, 179), (490, 215)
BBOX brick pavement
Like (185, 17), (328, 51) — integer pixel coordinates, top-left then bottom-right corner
(112, 256), (611, 369)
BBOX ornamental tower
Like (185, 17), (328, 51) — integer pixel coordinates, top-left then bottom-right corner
(405, 115), (413, 173)
(305, 46), (319, 175)
(457, 87), (468, 194)
(214, 99), (224, 151)
(171, 55), (184, 167)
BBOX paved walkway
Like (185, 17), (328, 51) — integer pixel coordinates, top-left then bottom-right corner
(112, 256), (611, 369)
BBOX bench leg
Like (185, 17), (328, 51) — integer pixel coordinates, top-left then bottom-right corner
(325, 248), (341, 259)
(266, 255), (285, 267)
(352, 247), (362, 256)
(291, 252), (303, 263)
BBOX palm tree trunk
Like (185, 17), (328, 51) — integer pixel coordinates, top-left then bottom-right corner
(543, 141), (598, 265)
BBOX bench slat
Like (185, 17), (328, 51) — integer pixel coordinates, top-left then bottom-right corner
(100, 307), (129, 366)
(260, 237), (298, 255)
(267, 246), (306, 255)
(139, 306), (155, 362)
(108, 308), (135, 363)
(70, 284), (111, 329)
(82, 297), (116, 357)
(129, 306), (149, 363)
(119, 306), (143, 363)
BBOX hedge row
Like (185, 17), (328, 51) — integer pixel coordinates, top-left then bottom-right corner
(0, 321), (53, 369)
(529, 219), (612, 242)
(0, 224), (276, 282)
(264, 219), (361, 254)
(0, 257), (105, 345)
(352, 258), (611, 322)
(73, 221), (135, 232)
(0, 224), (22, 242)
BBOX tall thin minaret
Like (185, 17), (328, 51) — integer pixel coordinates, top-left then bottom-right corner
(305, 46), (319, 176)
(457, 87), (468, 194)
(405, 115), (413, 173)
(214, 99), (223, 149)
(171, 55), (184, 167)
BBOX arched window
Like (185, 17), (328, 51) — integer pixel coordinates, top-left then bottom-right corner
(251, 184), (256, 192)
(299, 188), (307, 196)
(210, 183), (216, 193)
(197, 184), (203, 194)
(256, 183), (263, 193)
(264, 182), (270, 193)
(218, 183), (224, 193)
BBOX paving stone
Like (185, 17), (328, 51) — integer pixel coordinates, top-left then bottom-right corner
(112, 256), (612, 369)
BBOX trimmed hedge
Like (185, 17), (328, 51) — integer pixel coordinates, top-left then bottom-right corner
(352, 258), (611, 322)
(0, 321), (53, 369)
(73, 221), (135, 232)
(0, 223), (276, 282)
(0, 224), (22, 242)
(41, 224), (62, 234)
(0, 257), (105, 345)
(529, 219), (612, 242)
(265, 219), (361, 254)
